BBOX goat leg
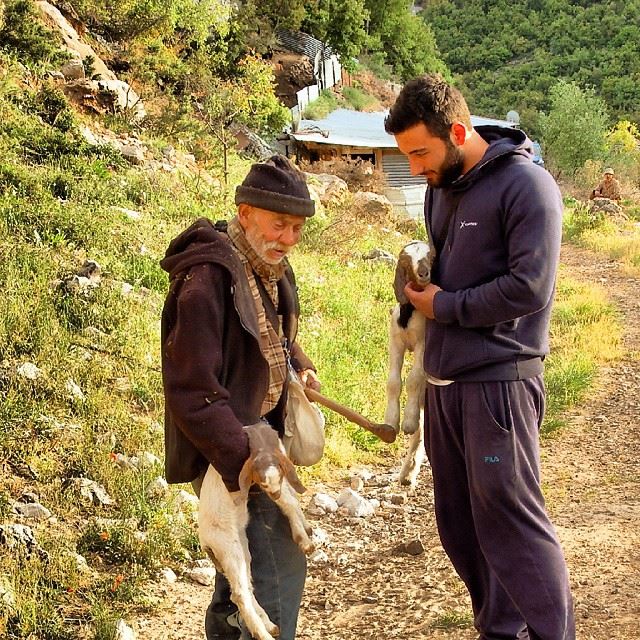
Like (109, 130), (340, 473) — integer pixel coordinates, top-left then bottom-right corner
(303, 388), (397, 443)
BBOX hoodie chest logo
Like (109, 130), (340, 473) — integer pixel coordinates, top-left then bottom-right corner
(459, 220), (478, 229)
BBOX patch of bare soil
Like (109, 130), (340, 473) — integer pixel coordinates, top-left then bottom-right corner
(134, 243), (640, 640)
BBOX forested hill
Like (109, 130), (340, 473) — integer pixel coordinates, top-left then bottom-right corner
(422, 0), (640, 132)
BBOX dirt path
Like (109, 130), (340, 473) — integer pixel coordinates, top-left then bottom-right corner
(134, 243), (640, 640)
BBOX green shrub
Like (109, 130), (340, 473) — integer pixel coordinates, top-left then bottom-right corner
(562, 202), (605, 240)
(342, 86), (376, 111)
(0, 0), (68, 66)
(302, 89), (342, 120)
(77, 521), (151, 567)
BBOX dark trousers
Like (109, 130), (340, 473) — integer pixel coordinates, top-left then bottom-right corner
(425, 376), (575, 640)
(193, 477), (306, 640)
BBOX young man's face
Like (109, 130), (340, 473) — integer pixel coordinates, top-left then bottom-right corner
(394, 122), (465, 188)
(239, 206), (306, 264)
(604, 173), (614, 182)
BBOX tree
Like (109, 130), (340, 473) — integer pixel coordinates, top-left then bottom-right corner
(233, 0), (307, 54)
(364, 0), (448, 80)
(196, 55), (289, 184)
(605, 120), (640, 183)
(539, 80), (610, 178)
(302, 0), (369, 65)
(384, 11), (448, 80)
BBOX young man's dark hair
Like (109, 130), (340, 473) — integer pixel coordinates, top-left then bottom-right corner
(384, 74), (472, 139)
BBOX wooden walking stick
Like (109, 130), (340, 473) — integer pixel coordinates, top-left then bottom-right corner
(303, 388), (397, 444)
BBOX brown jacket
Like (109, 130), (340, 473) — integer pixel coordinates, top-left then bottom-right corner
(160, 218), (314, 490)
(593, 177), (621, 200)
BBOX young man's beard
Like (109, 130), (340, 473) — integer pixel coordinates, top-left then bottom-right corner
(428, 141), (465, 188)
(245, 225), (289, 265)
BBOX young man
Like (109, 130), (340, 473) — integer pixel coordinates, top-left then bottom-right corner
(591, 167), (621, 201)
(385, 75), (575, 640)
(160, 155), (320, 640)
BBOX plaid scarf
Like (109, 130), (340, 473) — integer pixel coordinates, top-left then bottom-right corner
(227, 217), (287, 415)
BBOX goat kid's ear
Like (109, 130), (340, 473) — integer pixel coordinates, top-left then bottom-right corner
(278, 452), (306, 494)
(238, 458), (254, 495)
(393, 260), (409, 305)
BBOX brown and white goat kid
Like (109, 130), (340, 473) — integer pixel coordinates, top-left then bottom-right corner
(198, 421), (314, 640)
(384, 240), (433, 487)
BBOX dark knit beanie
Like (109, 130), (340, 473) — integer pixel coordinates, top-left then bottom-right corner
(235, 155), (315, 217)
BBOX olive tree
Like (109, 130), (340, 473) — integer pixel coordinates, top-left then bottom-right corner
(540, 80), (610, 178)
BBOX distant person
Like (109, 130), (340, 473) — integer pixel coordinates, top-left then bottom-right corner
(160, 155), (320, 640)
(385, 74), (575, 640)
(590, 167), (621, 201)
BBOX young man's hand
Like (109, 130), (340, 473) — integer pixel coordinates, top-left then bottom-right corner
(404, 282), (442, 320)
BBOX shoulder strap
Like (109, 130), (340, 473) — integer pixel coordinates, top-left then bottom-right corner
(253, 273), (281, 335)
(428, 188), (462, 255)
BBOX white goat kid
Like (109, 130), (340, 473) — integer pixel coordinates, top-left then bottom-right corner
(384, 240), (433, 487)
(198, 421), (314, 640)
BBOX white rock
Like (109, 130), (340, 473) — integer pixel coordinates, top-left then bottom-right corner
(66, 379), (85, 402)
(80, 126), (99, 145)
(138, 452), (161, 468)
(309, 549), (329, 564)
(337, 488), (376, 518)
(159, 567), (177, 584)
(352, 468), (374, 482)
(114, 619), (136, 640)
(311, 527), (331, 548)
(111, 205), (142, 220)
(146, 477), (169, 499)
(96, 79), (146, 120)
(120, 144), (145, 165)
(0, 524), (40, 555)
(70, 552), (91, 573)
(187, 566), (216, 586)
(14, 502), (52, 521)
(17, 362), (42, 380)
(175, 490), (199, 510)
(0, 576), (15, 610)
(312, 492), (338, 514)
(71, 478), (114, 506)
(112, 453), (137, 470)
(35, 2), (117, 81)
(60, 58), (85, 80)
(192, 557), (214, 568)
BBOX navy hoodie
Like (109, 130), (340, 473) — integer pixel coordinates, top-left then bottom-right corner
(425, 125), (562, 381)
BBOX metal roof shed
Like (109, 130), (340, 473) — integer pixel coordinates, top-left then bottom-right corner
(289, 109), (516, 218)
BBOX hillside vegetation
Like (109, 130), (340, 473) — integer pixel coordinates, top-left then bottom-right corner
(422, 0), (640, 132)
(0, 1), (636, 638)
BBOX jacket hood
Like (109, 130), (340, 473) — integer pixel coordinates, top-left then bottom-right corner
(160, 217), (237, 279)
(451, 125), (533, 191)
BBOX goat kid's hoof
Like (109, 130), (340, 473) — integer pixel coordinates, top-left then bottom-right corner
(296, 537), (315, 555)
(254, 623), (279, 640)
(399, 474), (419, 489)
(401, 422), (419, 435)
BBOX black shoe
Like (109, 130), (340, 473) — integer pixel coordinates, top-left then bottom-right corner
(205, 602), (241, 640)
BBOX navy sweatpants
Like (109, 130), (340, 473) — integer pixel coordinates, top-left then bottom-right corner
(425, 376), (575, 640)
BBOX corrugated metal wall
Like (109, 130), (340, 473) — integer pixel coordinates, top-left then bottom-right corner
(382, 154), (426, 187)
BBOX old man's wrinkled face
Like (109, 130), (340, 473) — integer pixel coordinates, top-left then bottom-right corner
(240, 206), (306, 264)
